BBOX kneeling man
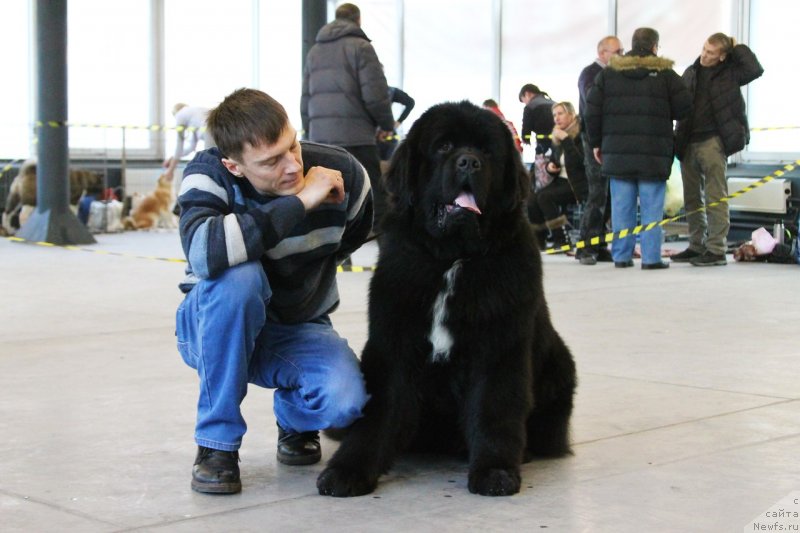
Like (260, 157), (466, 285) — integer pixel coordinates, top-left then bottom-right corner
(175, 88), (373, 494)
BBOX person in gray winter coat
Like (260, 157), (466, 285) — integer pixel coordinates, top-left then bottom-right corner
(301, 3), (394, 229)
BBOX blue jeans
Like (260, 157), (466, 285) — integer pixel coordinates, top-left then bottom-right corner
(176, 261), (368, 451)
(609, 178), (666, 265)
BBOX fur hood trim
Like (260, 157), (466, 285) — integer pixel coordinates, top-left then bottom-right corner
(609, 54), (675, 72)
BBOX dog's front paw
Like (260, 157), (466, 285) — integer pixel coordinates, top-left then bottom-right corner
(317, 466), (378, 497)
(468, 467), (521, 496)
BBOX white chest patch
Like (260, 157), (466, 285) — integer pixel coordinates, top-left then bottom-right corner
(428, 260), (462, 363)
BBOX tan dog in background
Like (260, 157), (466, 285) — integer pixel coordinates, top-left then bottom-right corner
(124, 173), (177, 230)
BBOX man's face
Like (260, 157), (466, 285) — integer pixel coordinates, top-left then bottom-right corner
(222, 126), (305, 196)
(700, 40), (726, 67)
(598, 39), (623, 65)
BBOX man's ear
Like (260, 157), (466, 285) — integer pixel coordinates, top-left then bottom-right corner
(719, 51), (727, 62)
(221, 158), (244, 178)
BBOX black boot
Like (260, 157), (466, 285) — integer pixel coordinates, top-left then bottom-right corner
(277, 424), (321, 465)
(191, 446), (241, 494)
(550, 226), (571, 249)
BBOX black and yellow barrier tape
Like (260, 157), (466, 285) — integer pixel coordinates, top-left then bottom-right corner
(1, 234), (374, 272)
(33, 120), (205, 133)
(543, 159), (800, 255)
(524, 126), (800, 142)
(4, 159), (796, 265)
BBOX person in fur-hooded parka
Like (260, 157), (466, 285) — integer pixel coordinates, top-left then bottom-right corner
(585, 34), (692, 181)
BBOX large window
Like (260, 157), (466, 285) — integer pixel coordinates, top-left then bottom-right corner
(501, 1), (608, 163)
(402, 0), (494, 128)
(618, 0), (733, 75)
(746, 0), (799, 161)
(163, 0), (255, 161)
(1, 1), (796, 163)
(258, 2), (302, 132)
(68, 0), (153, 156)
(0, 2), (33, 160)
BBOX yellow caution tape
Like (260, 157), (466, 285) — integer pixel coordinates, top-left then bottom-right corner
(543, 159), (800, 254)
(1, 234), (374, 272)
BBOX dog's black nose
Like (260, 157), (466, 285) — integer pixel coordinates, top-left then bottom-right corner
(456, 153), (481, 174)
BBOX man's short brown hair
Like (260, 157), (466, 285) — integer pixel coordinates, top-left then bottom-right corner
(206, 88), (288, 162)
(335, 3), (360, 23)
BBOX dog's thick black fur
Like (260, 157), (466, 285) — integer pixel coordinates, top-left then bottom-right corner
(317, 101), (577, 497)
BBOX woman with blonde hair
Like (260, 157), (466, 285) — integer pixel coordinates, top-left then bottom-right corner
(528, 101), (588, 249)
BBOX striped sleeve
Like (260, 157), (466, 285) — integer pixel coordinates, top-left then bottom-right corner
(178, 167), (305, 280)
(338, 156), (374, 258)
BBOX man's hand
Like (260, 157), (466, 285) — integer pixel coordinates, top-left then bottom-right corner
(593, 147), (603, 165)
(296, 166), (345, 211)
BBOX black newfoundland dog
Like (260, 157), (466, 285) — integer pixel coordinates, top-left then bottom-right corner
(318, 101), (577, 497)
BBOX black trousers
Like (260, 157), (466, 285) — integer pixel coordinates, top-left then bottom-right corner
(342, 145), (385, 230)
(578, 135), (610, 252)
(527, 178), (576, 225)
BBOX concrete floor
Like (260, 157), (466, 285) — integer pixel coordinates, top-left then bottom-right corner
(1, 229), (798, 532)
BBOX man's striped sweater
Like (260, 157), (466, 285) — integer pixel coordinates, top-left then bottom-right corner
(177, 143), (373, 324)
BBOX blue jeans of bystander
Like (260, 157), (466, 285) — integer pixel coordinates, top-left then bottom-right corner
(610, 178), (666, 266)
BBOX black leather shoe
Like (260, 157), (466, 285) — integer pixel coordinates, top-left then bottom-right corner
(642, 261), (670, 270)
(614, 260), (634, 268)
(191, 446), (241, 494)
(597, 247), (614, 262)
(277, 424), (321, 465)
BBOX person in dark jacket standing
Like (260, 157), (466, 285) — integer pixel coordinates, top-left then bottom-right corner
(301, 3), (394, 228)
(377, 86), (415, 173)
(585, 27), (692, 270)
(575, 35), (623, 265)
(519, 83), (555, 155)
(672, 33), (763, 267)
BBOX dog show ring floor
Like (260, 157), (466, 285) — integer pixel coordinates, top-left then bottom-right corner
(1, 229), (798, 532)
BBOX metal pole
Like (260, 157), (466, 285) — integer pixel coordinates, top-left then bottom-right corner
(608, 0), (618, 37)
(18, 0), (95, 244)
(302, 0), (327, 73)
(491, 0), (502, 102)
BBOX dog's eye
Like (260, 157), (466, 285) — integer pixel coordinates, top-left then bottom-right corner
(437, 142), (453, 154)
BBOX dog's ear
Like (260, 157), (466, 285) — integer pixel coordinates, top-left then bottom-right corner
(383, 139), (414, 211)
(501, 149), (531, 213)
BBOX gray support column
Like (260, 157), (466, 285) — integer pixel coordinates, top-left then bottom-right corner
(302, 0), (327, 72)
(608, 0), (617, 37)
(491, 0), (502, 101)
(18, 0), (95, 245)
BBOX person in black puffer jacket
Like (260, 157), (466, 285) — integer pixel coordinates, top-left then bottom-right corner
(585, 27), (692, 270)
(301, 3), (395, 229)
(672, 34), (763, 267)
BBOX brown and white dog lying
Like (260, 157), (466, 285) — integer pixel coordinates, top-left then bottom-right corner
(124, 173), (177, 230)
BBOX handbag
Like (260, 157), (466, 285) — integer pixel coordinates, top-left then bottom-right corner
(532, 153), (554, 192)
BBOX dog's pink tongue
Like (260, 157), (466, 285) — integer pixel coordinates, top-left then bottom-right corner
(454, 192), (481, 215)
